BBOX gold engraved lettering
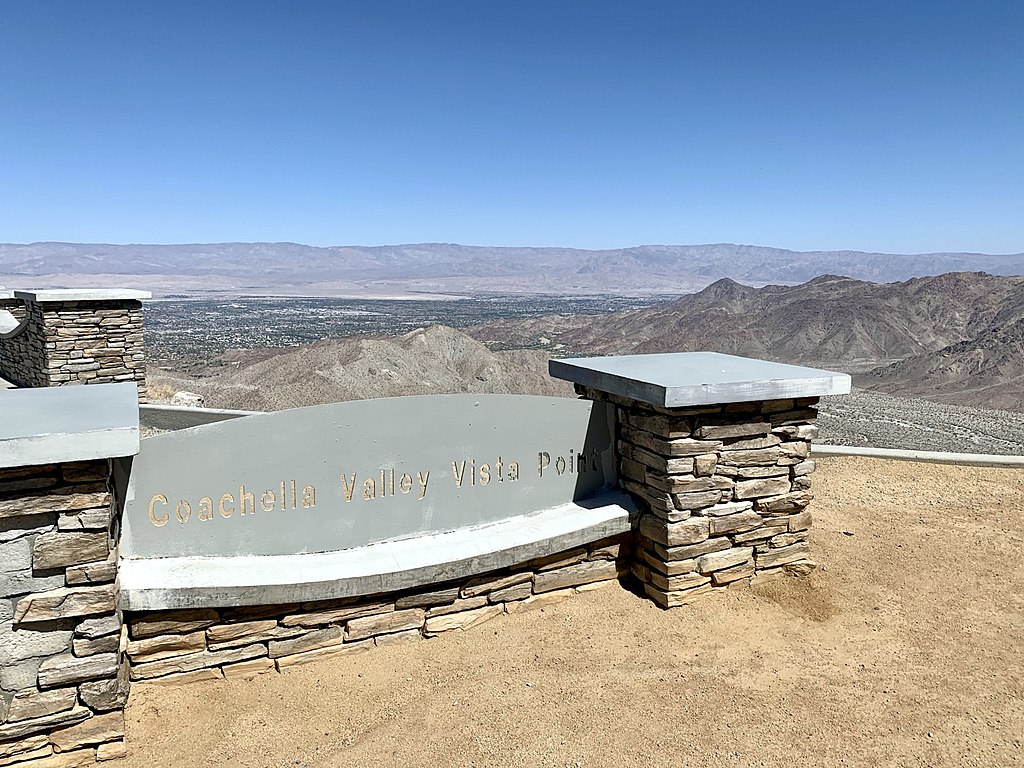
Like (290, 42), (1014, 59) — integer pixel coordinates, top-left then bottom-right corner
(495, 456), (504, 482)
(148, 495), (169, 527)
(302, 485), (316, 508)
(569, 448), (575, 473)
(400, 473), (413, 494)
(219, 493), (234, 518)
(197, 497), (214, 521)
(508, 461), (520, 481)
(417, 471), (429, 500)
(340, 473), (357, 502)
(175, 499), (191, 524)
(362, 478), (376, 500)
(291, 479), (297, 509)
(279, 481), (286, 510)
(452, 460), (467, 487)
(239, 485), (255, 516)
(260, 489), (275, 511)
(555, 456), (566, 475)
(479, 463), (490, 485)
(538, 452), (550, 477)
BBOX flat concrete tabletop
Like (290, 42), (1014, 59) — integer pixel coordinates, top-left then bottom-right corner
(14, 288), (151, 302)
(0, 382), (140, 468)
(549, 351), (851, 407)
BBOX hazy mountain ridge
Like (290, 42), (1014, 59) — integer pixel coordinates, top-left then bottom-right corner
(3, 241), (1023, 296)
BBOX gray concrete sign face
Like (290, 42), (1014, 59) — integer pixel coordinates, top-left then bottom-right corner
(120, 395), (616, 560)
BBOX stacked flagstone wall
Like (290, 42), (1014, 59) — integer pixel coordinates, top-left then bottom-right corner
(122, 534), (631, 684)
(0, 291), (148, 402)
(0, 460), (128, 765)
(0, 296), (27, 322)
(575, 385), (819, 608)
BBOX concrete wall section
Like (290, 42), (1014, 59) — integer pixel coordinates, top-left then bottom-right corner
(1, 384), (140, 470)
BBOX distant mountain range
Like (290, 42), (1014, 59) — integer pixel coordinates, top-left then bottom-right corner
(469, 272), (1024, 411)
(2, 241), (1023, 296)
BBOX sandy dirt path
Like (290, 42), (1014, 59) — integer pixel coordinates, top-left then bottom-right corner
(120, 457), (1024, 768)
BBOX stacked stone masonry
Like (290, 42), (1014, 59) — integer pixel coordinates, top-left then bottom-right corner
(0, 460), (128, 766)
(0, 298), (27, 323)
(576, 385), (819, 608)
(0, 299), (147, 402)
(120, 534), (632, 685)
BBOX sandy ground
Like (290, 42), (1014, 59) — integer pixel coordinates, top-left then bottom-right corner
(121, 457), (1024, 768)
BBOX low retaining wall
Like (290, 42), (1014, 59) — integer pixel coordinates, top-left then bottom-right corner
(0, 290), (149, 401)
(1, 350), (850, 766)
(123, 534), (631, 683)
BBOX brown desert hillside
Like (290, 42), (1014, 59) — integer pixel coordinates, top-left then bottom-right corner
(160, 325), (572, 411)
(469, 272), (1024, 410)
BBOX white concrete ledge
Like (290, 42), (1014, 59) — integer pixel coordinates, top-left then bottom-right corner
(14, 289), (151, 302)
(813, 444), (1024, 467)
(118, 490), (637, 610)
(550, 352), (851, 407)
(0, 382), (141, 468)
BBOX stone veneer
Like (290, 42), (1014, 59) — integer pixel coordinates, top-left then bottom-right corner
(121, 535), (630, 683)
(0, 291), (148, 402)
(0, 461), (128, 765)
(576, 385), (819, 607)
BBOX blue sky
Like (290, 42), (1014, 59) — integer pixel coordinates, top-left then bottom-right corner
(0, 1), (1021, 253)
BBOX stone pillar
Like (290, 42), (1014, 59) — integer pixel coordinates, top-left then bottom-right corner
(549, 352), (850, 608)
(0, 384), (140, 765)
(0, 290), (150, 402)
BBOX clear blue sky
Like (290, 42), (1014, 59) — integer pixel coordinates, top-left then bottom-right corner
(1, 1), (1021, 253)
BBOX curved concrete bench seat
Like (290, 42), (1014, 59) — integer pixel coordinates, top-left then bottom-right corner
(118, 490), (638, 611)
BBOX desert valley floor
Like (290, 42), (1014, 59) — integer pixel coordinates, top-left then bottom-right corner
(118, 456), (1023, 768)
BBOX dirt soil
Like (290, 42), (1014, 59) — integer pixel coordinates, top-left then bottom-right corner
(120, 457), (1024, 768)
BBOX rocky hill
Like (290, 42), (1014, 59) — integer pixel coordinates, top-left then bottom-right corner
(3, 241), (1023, 296)
(155, 325), (572, 411)
(469, 272), (1024, 410)
(148, 321), (1024, 454)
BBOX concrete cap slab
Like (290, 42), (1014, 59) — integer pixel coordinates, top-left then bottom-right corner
(0, 382), (140, 468)
(14, 289), (151, 302)
(550, 351), (851, 407)
(0, 290), (14, 300)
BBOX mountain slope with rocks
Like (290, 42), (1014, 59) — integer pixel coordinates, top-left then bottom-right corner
(148, 322), (1024, 454)
(469, 272), (1024, 410)
(155, 325), (572, 411)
